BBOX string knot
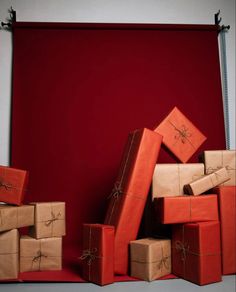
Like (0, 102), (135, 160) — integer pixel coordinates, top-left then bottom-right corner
(45, 211), (61, 227)
(174, 125), (192, 144)
(175, 241), (189, 261)
(32, 250), (47, 263)
(157, 256), (170, 270)
(80, 248), (98, 265)
(0, 179), (13, 190)
(108, 182), (123, 199)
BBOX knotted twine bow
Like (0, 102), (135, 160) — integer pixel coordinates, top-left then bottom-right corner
(80, 248), (98, 266)
(207, 165), (235, 173)
(157, 255), (170, 271)
(175, 240), (190, 261)
(80, 226), (103, 281)
(31, 250), (47, 271)
(168, 121), (195, 149)
(45, 211), (61, 227)
(0, 179), (13, 190)
(108, 181), (123, 200)
(106, 131), (137, 224)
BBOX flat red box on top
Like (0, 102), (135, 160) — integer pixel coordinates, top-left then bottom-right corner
(81, 224), (114, 286)
(214, 186), (236, 274)
(0, 165), (29, 205)
(155, 107), (207, 163)
(104, 128), (162, 274)
(172, 222), (222, 285)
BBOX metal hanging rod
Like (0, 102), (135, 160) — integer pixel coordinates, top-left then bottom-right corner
(1, 7), (16, 29)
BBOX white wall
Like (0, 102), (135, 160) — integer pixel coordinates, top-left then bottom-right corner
(0, 0), (235, 165)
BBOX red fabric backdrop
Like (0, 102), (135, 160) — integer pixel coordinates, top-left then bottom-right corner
(10, 22), (225, 281)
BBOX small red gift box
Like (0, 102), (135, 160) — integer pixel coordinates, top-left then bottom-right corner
(80, 224), (114, 286)
(214, 186), (236, 274)
(154, 194), (219, 224)
(104, 128), (162, 274)
(0, 165), (28, 205)
(172, 222), (222, 285)
(155, 107), (206, 163)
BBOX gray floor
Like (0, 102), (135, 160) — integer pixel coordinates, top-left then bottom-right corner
(0, 276), (235, 292)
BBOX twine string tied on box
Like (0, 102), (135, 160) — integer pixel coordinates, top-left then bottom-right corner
(108, 181), (123, 200)
(175, 240), (190, 261)
(168, 120), (195, 148)
(31, 250), (47, 271)
(0, 179), (13, 190)
(80, 248), (99, 266)
(45, 211), (61, 227)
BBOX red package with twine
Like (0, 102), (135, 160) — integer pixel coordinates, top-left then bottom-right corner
(172, 222), (222, 285)
(80, 224), (114, 286)
(154, 107), (206, 163)
(214, 186), (236, 274)
(0, 165), (29, 205)
(104, 128), (162, 274)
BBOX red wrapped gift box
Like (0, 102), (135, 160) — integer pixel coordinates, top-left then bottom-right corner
(0, 166), (28, 205)
(154, 194), (219, 224)
(214, 186), (236, 274)
(80, 224), (114, 286)
(172, 222), (222, 285)
(154, 107), (206, 163)
(104, 128), (162, 274)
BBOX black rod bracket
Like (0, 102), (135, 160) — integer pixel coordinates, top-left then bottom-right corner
(215, 10), (230, 32)
(1, 7), (16, 30)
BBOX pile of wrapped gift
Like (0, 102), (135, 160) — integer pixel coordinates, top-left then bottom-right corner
(80, 107), (236, 286)
(0, 106), (235, 286)
(0, 166), (66, 280)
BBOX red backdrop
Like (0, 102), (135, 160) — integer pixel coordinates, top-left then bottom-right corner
(11, 23), (225, 250)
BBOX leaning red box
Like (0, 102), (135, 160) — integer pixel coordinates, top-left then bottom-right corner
(154, 194), (219, 224)
(172, 221), (222, 285)
(0, 165), (28, 205)
(214, 186), (236, 274)
(104, 128), (162, 274)
(154, 107), (206, 163)
(80, 224), (114, 286)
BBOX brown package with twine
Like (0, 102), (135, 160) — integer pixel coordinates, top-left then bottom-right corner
(184, 167), (230, 195)
(0, 204), (34, 232)
(152, 163), (204, 199)
(203, 150), (236, 186)
(130, 238), (171, 281)
(0, 229), (19, 279)
(29, 202), (65, 239)
(20, 235), (62, 272)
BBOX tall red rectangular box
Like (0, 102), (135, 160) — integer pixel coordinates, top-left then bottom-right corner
(104, 128), (162, 274)
(172, 222), (222, 285)
(81, 224), (114, 285)
(214, 186), (236, 274)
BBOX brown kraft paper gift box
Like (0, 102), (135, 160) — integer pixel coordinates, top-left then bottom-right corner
(184, 167), (230, 195)
(130, 238), (171, 281)
(30, 202), (66, 239)
(0, 204), (34, 232)
(0, 229), (19, 280)
(152, 163), (204, 199)
(20, 235), (62, 272)
(203, 150), (236, 186)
